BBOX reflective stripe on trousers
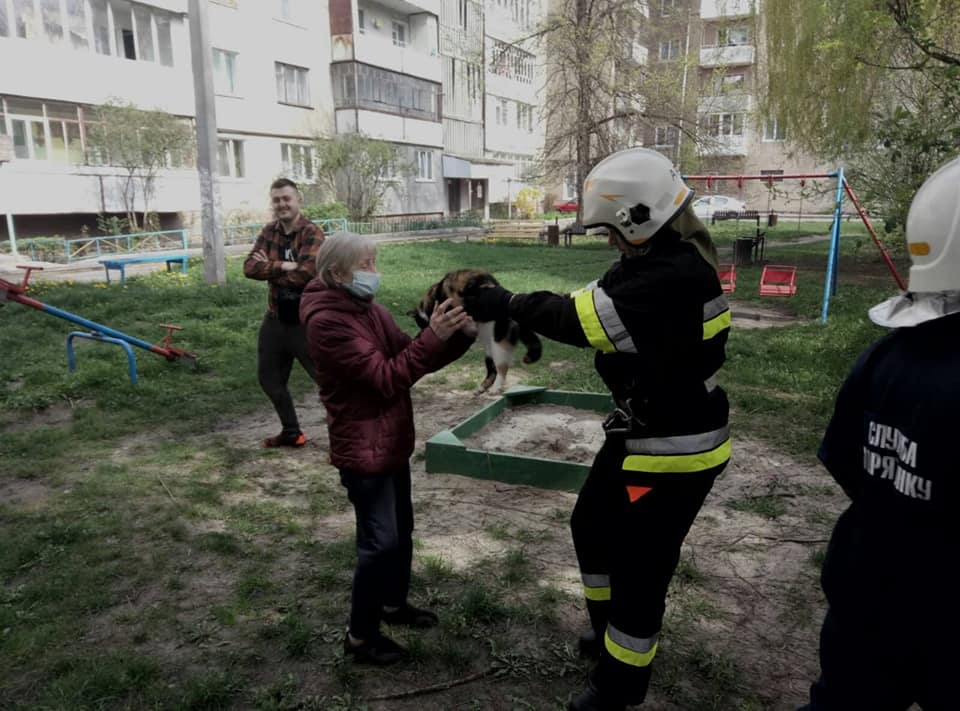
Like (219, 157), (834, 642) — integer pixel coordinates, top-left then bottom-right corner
(605, 624), (659, 668)
(623, 426), (731, 474)
(582, 573), (611, 601)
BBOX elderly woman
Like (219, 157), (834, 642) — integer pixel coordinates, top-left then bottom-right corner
(300, 233), (474, 665)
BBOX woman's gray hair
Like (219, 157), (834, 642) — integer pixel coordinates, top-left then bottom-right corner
(315, 231), (376, 287)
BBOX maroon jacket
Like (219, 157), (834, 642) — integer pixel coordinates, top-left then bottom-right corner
(300, 280), (473, 475)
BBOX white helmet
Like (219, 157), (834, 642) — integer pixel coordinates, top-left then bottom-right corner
(904, 155), (960, 293)
(581, 147), (694, 245)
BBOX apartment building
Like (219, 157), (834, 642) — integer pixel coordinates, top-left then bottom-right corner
(0, 0), (339, 240)
(0, 0), (558, 242)
(646, 0), (832, 212)
(482, 0), (545, 210)
(327, 0), (446, 216)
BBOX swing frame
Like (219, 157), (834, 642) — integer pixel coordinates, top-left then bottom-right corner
(682, 169), (905, 323)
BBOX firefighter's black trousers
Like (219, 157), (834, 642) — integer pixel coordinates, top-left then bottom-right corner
(800, 509), (958, 711)
(571, 438), (723, 706)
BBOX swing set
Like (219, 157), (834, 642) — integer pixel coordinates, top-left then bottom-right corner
(682, 168), (905, 323)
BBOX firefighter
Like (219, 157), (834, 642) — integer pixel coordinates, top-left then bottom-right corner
(800, 157), (960, 710)
(463, 147), (731, 710)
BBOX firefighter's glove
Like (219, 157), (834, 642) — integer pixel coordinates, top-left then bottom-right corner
(463, 283), (514, 323)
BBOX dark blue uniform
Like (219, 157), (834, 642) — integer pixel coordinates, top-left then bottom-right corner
(804, 312), (960, 711)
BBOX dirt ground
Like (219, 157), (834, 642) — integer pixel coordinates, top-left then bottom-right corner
(203, 371), (840, 709)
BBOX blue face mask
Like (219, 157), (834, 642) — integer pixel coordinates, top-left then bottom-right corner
(345, 270), (381, 300)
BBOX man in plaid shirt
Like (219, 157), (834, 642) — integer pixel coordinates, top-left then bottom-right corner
(243, 178), (325, 447)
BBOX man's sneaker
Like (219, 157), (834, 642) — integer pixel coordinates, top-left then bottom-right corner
(382, 602), (439, 629)
(263, 431), (306, 448)
(343, 633), (407, 665)
(578, 628), (602, 660)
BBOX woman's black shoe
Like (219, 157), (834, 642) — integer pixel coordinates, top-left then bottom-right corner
(343, 633), (407, 665)
(382, 602), (439, 629)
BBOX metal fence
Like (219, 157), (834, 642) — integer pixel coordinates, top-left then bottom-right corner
(220, 218), (349, 246)
(0, 229), (189, 264)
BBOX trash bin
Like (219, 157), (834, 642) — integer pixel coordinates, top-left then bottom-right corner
(767, 212), (779, 227)
(546, 224), (559, 246)
(734, 237), (754, 266)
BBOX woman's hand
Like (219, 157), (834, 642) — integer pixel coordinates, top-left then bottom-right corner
(460, 315), (478, 338)
(429, 299), (470, 341)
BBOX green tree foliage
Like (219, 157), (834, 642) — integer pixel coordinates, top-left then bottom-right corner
(86, 99), (193, 231)
(764, 0), (960, 228)
(313, 134), (409, 221)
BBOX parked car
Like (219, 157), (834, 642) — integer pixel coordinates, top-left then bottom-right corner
(553, 199), (578, 213)
(692, 195), (747, 219)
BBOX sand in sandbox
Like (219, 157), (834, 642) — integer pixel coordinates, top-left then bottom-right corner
(462, 403), (606, 463)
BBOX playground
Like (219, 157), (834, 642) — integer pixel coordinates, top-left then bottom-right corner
(0, 222), (906, 709)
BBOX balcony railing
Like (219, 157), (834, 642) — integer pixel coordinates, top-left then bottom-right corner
(700, 44), (755, 67)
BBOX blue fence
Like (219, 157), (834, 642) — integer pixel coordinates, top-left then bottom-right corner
(1, 229), (189, 264)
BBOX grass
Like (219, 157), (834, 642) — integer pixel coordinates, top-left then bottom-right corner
(0, 237), (896, 708)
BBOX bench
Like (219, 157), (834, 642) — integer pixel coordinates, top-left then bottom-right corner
(717, 263), (736, 294)
(759, 265), (798, 296)
(99, 253), (189, 287)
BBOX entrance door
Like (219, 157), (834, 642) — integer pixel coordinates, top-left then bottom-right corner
(447, 179), (461, 215)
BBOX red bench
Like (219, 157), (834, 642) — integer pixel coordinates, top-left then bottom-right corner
(759, 265), (797, 296)
(717, 263), (736, 294)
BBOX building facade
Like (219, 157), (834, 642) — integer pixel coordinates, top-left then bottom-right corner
(0, 0), (548, 243)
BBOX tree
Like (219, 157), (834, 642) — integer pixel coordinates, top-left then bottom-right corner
(86, 99), (193, 232)
(763, 0), (960, 157)
(540, 0), (700, 220)
(763, 0), (960, 228)
(314, 134), (410, 221)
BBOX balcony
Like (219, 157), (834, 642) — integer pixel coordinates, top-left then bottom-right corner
(352, 31), (441, 82)
(335, 109), (443, 148)
(700, 0), (756, 20)
(699, 134), (748, 157)
(697, 93), (753, 115)
(375, 0), (441, 16)
(700, 44), (755, 67)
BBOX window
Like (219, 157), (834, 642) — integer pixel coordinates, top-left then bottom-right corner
(417, 150), (433, 180)
(705, 112), (745, 136)
(0, 3), (8, 37)
(763, 118), (786, 142)
(654, 126), (677, 146)
(40, 0), (62, 42)
(281, 143), (314, 181)
(489, 39), (535, 83)
(217, 138), (244, 177)
(134, 6), (154, 61)
(660, 0), (679, 15)
(275, 62), (311, 106)
(331, 63), (440, 122)
(2, 98), (83, 163)
(357, 8), (364, 33)
(718, 26), (750, 46)
(659, 38), (681, 61)
(714, 73), (745, 94)
(91, 0), (110, 54)
(156, 16), (173, 66)
(495, 97), (508, 125)
(14, 0), (37, 39)
(111, 1), (135, 59)
(279, 0), (296, 21)
(392, 21), (406, 47)
(563, 173), (576, 200)
(213, 49), (239, 95)
(66, 0), (88, 50)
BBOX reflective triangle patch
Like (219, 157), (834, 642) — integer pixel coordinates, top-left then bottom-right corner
(626, 486), (652, 503)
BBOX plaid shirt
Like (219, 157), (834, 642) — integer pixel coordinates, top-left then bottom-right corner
(243, 216), (324, 316)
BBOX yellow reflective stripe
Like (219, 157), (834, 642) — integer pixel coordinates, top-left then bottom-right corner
(703, 309), (731, 340)
(584, 585), (611, 601)
(623, 438), (731, 474)
(574, 290), (616, 353)
(605, 628), (659, 667)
